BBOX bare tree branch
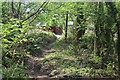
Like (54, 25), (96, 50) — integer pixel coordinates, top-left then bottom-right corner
(11, 0), (15, 18)
(45, 3), (63, 12)
(22, 9), (27, 15)
(29, 1), (49, 24)
(28, 5), (38, 13)
(22, 3), (37, 15)
(11, 0), (19, 18)
(17, 1), (21, 19)
(22, 1), (48, 22)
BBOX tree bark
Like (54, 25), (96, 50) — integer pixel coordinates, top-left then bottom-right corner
(116, 18), (120, 77)
(106, 2), (120, 77)
(76, 7), (85, 42)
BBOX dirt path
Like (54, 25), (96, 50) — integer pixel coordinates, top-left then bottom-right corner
(25, 43), (57, 80)
(25, 34), (62, 79)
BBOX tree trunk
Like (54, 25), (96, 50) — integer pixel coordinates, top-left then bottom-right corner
(106, 2), (120, 76)
(95, 2), (107, 69)
(76, 7), (85, 42)
(116, 17), (120, 77)
(2, 2), (9, 24)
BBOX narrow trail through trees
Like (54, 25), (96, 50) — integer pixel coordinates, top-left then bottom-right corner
(26, 46), (56, 79)
(26, 35), (61, 79)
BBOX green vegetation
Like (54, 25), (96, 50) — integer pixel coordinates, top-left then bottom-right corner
(1, 1), (120, 80)
(1, 19), (56, 78)
(41, 38), (117, 78)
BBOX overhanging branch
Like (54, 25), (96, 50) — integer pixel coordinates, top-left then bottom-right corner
(29, 1), (49, 24)
(22, 1), (48, 22)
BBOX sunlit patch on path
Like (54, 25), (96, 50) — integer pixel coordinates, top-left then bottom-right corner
(55, 35), (62, 39)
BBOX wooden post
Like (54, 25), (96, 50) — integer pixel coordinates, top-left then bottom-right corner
(65, 11), (68, 42)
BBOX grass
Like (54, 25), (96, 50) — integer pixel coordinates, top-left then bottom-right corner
(39, 37), (118, 78)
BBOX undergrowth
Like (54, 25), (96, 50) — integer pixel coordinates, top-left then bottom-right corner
(40, 35), (117, 78)
(1, 18), (56, 78)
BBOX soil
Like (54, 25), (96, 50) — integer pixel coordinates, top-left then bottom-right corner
(25, 41), (57, 80)
(25, 35), (64, 80)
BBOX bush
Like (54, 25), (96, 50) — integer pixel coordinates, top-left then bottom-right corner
(1, 19), (29, 78)
(1, 18), (57, 78)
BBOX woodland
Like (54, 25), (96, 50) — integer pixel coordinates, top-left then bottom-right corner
(1, 1), (120, 80)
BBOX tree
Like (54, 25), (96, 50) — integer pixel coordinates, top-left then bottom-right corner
(76, 7), (85, 42)
(1, 1), (49, 27)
